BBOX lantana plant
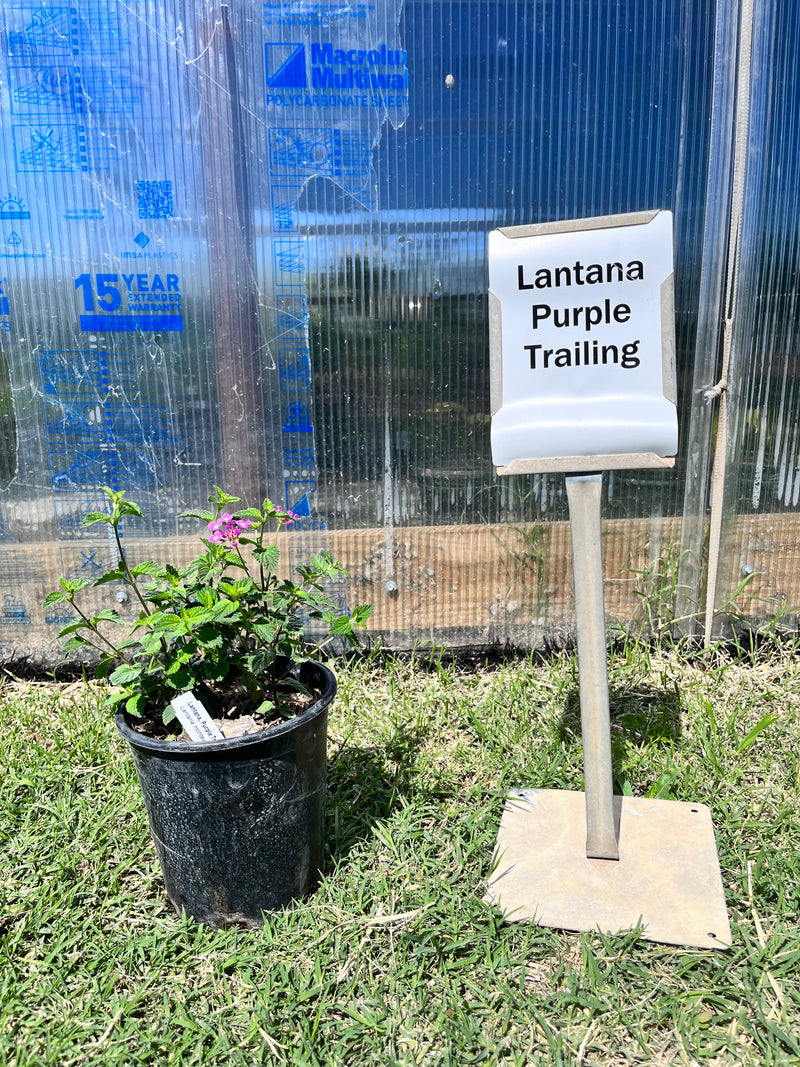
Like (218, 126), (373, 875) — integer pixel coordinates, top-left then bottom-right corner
(44, 486), (372, 728)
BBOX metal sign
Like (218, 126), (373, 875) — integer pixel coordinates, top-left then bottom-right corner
(485, 212), (731, 950)
(489, 210), (678, 474)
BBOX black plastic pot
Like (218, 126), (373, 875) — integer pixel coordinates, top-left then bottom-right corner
(115, 659), (336, 928)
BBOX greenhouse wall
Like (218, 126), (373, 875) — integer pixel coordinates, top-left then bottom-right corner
(0, 0), (795, 657)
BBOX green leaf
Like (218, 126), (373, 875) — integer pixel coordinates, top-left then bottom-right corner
(80, 511), (111, 527)
(276, 677), (310, 696)
(645, 768), (678, 800)
(60, 577), (91, 593)
(254, 544), (280, 573)
(92, 569), (126, 586)
(210, 600), (241, 621)
(165, 655), (192, 676)
(244, 649), (277, 675)
(306, 552), (347, 580)
(185, 556), (215, 584)
(221, 549), (245, 567)
(43, 590), (69, 607)
(342, 630), (365, 649)
(104, 690), (129, 710)
(162, 703), (177, 726)
(329, 615), (354, 635)
(117, 500), (143, 519)
(253, 699), (275, 717)
(170, 666), (196, 690)
(182, 605), (216, 625)
(91, 608), (125, 625)
(195, 625), (225, 648)
(219, 579), (252, 599)
(109, 664), (143, 686)
(179, 509), (215, 523)
(234, 508), (263, 519)
(125, 692), (146, 717)
(131, 561), (162, 577)
(94, 658), (114, 680)
(351, 604), (373, 626)
(62, 636), (88, 652)
(139, 632), (165, 656)
(148, 613), (184, 632)
(198, 660), (227, 683)
(210, 486), (240, 506)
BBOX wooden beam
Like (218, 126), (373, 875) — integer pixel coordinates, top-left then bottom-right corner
(3, 513), (798, 657)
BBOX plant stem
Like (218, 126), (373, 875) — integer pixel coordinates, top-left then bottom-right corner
(71, 603), (132, 662)
(112, 521), (152, 618)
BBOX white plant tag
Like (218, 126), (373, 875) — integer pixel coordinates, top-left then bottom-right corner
(170, 691), (224, 742)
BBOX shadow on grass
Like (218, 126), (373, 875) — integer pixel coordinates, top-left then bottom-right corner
(324, 720), (440, 864)
(556, 681), (683, 795)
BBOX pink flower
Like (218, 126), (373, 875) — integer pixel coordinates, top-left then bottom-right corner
(207, 515), (252, 547)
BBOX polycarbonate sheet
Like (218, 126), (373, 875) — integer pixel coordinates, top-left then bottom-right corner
(711, 0), (800, 630)
(0, 0), (726, 654)
(0, 15), (242, 492)
(0, 2), (221, 648)
(308, 0), (719, 529)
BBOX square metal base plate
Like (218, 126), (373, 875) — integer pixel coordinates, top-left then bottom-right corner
(485, 789), (731, 949)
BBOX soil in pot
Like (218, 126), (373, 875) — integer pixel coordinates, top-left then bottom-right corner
(124, 662), (324, 742)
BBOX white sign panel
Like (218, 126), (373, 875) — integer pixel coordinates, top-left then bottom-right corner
(489, 211), (678, 474)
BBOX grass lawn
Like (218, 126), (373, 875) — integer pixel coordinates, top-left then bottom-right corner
(1, 638), (799, 1065)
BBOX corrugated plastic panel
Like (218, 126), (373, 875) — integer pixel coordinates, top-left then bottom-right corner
(710, 0), (800, 631)
(0, 1), (735, 653)
(310, 0), (719, 529)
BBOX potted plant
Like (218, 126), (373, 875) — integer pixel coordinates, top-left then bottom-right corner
(45, 486), (371, 928)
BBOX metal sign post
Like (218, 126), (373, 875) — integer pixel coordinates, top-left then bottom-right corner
(484, 212), (731, 949)
(565, 472), (618, 861)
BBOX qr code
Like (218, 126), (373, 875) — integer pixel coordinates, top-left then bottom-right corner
(136, 179), (173, 219)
